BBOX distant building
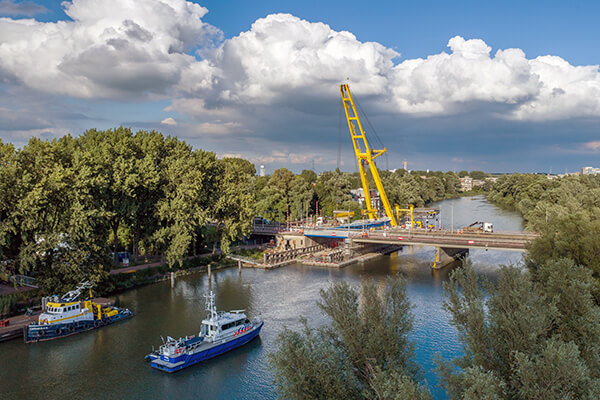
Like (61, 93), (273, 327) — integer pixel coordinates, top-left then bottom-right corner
(582, 166), (600, 175)
(350, 188), (382, 212)
(259, 165), (266, 177)
(460, 177), (473, 191)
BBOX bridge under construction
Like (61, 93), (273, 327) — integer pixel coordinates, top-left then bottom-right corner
(247, 224), (534, 269)
(240, 84), (536, 269)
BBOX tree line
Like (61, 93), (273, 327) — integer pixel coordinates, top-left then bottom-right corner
(0, 128), (255, 293)
(488, 173), (600, 283)
(254, 167), (463, 222)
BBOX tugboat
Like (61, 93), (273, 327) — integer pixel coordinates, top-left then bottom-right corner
(146, 291), (263, 373)
(24, 281), (133, 343)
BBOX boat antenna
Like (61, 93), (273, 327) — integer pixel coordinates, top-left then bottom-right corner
(204, 291), (217, 321)
(61, 281), (94, 302)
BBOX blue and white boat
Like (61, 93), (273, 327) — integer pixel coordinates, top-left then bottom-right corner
(146, 291), (263, 373)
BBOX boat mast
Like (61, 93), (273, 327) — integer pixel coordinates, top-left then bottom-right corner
(204, 291), (217, 321)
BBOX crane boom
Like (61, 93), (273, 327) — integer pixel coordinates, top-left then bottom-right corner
(339, 84), (397, 226)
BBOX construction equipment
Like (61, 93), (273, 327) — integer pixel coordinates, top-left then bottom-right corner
(463, 221), (493, 233)
(395, 204), (414, 228)
(340, 84), (397, 226)
(333, 210), (354, 223)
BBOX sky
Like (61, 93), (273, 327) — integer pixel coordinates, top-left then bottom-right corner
(0, 0), (599, 173)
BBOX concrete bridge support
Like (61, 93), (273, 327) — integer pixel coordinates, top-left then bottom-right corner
(433, 247), (469, 270)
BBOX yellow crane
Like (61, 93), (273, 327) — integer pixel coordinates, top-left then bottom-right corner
(340, 83), (397, 226)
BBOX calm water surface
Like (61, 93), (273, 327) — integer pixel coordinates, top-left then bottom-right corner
(0, 196), (524, 400)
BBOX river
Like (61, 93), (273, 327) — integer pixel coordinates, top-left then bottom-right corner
(0, 196), (525, 400)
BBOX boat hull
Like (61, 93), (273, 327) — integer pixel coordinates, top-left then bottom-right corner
(24, 309), (134, 343)
(149, 321), (263, 373)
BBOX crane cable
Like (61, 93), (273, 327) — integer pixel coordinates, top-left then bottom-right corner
(353, 94), (389, 170)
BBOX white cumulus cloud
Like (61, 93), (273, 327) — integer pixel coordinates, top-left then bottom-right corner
(173, 14), (600, 122)
(0, 0), (221, 98)
(0, 4), (599, 127)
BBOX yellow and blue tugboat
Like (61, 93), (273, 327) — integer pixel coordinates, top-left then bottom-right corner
(145, 291), (263, 372)
(24, 281), (133, 343)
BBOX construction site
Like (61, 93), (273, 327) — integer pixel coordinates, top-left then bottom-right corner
(231, 84), (536, 270)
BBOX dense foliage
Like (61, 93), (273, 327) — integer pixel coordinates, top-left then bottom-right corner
(269, 277), (430, 400)
(0, 129), (255, 293)
(488, 173), (600, 280)
(440, 260), (600, 399)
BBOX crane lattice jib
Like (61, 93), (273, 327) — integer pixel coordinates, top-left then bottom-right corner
(339, 84), (397, 226)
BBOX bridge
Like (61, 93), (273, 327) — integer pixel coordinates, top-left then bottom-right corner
(306, 228), (534, 268)
(250, 223), (536, 269)
(303, 229), (534, 251)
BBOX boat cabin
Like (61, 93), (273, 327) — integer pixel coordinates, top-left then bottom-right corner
(39, 301), (91, 324)
(201, 312), (249, 339)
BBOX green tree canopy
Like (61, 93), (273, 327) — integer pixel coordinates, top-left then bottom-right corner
(269, 276), (430, 400)
(439, 260), (600, 399)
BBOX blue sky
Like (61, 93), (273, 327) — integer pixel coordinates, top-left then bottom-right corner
(1, 0), (599, 173)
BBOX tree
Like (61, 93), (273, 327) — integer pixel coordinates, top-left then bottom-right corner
(211, 158), (256, 253)
(76, 128), (141, 266)
(0, 139), (20, 273)
(526, 213), (600, 279)
(255, 168), (295, 222)
(154, 142), (220, 267)
(314, 170), (356, 217)
(12, 135), (110, 293)
(299, 169), (317, 184)
(439, 260), (600, 399)
(269, 276), (430, 399)
(288, 176), (313, 220)
(469, 171), (487, 180)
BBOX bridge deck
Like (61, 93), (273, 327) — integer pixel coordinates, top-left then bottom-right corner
(302, 228), (535, 251)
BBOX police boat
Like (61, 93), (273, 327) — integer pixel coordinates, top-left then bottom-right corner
(145, 291), (263, 372)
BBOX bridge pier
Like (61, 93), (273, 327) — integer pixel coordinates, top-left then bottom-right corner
(433, 247), (469, 269)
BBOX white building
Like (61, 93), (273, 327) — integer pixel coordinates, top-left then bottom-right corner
(582, 167), (600, 175)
